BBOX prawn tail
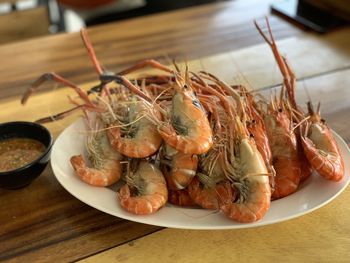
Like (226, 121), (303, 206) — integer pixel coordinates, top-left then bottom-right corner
(70, 155), (121, 186)
(118, 185), (165, 215)
(168, 154), (198, 190)
(301, 137), (344, 182)
(108, 126), (162, 158)
(217, 181), (270, 223)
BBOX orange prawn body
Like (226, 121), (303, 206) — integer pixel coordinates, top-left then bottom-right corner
(218, 178), (270, 223)
(108, 123), (161, 158)
(158, 79), (213, 155)
(247, 116), (276, 193)
(160, 145), (198, 190)
(188, 177), (221, 210)
(168, 189), (197, 207)
(188, 146), (227, 210)
(243, 90), (273, 170)
(118, 162), (168, 215)
(71, 128), (122, 187)
(247, 110), (273, 173)
(296, 131), (313, 183)
(218, 120), (271, 223)
(254, 23), (312, 184)
(71, 155), (121, 187)
(301, 105), (344, 182)
(264, 108), (301, 199)
(107, 102), (162, 158)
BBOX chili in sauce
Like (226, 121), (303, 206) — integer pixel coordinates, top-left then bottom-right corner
(0, 138), (46, 172)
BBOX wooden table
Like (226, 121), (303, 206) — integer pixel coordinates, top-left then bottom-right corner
(1, 1), (350, 262)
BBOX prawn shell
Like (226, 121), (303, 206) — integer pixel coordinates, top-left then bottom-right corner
(218, 180), (270, 223)
(264, 112), (301, 199)
(162, 153), (198, 190)
(158, 125), (213, 155)
(301, 125), (344, 182)
(188, 177), (219, 210)
(118, 162), (168, 215)
(159, 79), (213, 155)
(168, 189), (198, 207)
(271, 156), (301, 199)
(218, 136), (271, 223)
(107, 125), (162, 158)
(299, 142), (313, 183)
(70, 155), (121, 186)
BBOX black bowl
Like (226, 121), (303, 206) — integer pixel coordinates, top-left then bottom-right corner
(0, 121), (53, 189)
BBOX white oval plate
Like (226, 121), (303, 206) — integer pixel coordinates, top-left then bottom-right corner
(51, 118), (350, 229)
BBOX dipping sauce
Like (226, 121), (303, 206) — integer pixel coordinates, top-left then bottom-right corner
(0, 138), (46, 172)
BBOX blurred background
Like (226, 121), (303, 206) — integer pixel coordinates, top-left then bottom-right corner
(0, 0), (349, 45)
(0, 0), (224, 45)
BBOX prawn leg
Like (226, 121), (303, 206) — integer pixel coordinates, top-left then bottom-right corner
(35, 105), (82, 124)
(98, 74), (152, 103)
(118, 59), (174, 75)
(21, 72), (92, 106)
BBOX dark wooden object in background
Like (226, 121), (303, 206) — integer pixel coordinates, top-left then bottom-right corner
(0, 6), (50, 45)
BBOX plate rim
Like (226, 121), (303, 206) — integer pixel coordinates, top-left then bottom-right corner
(51, 118), (350, 230)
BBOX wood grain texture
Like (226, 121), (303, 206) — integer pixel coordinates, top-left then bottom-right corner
(0, 166), (161, 262)
(1, 28), (348, 128)
(0, 7), (50, 44)
(0, 86), (162, 261)
(0, 0), (20, 4)
(79, 69), (350, 263)
(0, 0), (300, 99)
(0, 1), (349, 262)
(80, 190), (350, 263)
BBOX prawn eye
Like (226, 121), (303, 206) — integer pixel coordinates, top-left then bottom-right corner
(278, 108), (283, 113)
(192, 99), (201, 109)
(183, 84), (189, 90)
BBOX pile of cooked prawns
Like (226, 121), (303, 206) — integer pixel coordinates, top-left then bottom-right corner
(22, 18), (344, 223)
